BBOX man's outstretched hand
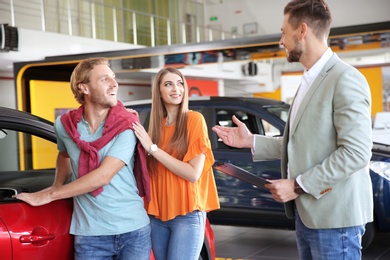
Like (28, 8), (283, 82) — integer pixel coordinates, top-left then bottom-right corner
(212, 115), (254, 148)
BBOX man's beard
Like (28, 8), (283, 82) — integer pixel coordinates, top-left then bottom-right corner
(287, 49), (302, 63)
(90, 92), (117, 108)
(287, 39), (302, 63)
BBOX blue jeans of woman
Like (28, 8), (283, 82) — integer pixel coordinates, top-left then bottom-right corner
(150, 210), (206, 260)
(74, 224), (151, 260)
(295, 210), (365, 260)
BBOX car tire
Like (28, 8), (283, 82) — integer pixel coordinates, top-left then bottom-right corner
(362, 222), (376, 250)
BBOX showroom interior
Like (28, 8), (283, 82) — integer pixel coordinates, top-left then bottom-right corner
(1, 0), (390, 259)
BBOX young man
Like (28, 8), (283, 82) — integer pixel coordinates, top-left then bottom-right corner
(16, 57), (151, 260)
(212, 0), (373, 259)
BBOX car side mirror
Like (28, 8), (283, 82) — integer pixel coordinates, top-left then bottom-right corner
(0, 129), (7, 139)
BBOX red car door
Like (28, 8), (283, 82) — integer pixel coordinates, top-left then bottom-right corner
(0, 199), (73, 260)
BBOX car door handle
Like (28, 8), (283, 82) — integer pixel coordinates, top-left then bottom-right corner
(20, 233), (55, 243)
(19, 226), (55, 246)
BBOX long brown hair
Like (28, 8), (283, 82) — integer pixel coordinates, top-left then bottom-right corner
(148, 67), (189, 172)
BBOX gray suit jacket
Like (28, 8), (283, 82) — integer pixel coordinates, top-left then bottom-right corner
(253, 53), (373, 229)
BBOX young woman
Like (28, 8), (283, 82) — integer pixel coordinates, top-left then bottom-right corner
(132, 67), (220, 260)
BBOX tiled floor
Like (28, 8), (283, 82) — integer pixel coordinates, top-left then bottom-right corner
(212, 225), (390, 260)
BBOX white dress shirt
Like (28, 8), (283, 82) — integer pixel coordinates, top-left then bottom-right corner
(289, 48), (333, 192)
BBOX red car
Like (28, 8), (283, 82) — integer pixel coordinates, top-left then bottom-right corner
(0, 107), (215, 260)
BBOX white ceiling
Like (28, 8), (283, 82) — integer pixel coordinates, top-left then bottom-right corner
(0, 0), (389, 76)
(204, 0), (390, 36)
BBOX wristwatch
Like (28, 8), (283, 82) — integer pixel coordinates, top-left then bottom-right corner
(294, 179), (306, 195)
(148, 144), (158, 156)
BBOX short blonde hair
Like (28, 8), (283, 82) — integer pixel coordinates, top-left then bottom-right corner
(70, 57), (109, 104)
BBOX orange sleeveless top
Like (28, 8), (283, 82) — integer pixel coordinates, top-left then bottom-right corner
(144, 111), (220, 221)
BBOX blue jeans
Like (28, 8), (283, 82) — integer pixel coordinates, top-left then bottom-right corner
(74, 224), (151, 260)
(295, 210), (365, 260)
(150, 210), (206, 260)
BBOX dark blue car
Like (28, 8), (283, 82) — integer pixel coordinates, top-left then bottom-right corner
(125, 96), (390, 249)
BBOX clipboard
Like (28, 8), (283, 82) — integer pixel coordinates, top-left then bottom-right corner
(214, 162), (270, 190)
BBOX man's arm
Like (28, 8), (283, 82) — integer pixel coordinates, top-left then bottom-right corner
(15, 129), (135, 206)
(48, 156), (125, 200)
(15, 156), (125, 206)
(52, 151), (71, 187)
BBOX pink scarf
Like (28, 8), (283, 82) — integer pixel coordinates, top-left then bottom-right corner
(60, 101), (150, 201)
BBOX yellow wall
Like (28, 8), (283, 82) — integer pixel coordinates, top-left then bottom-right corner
(358, 67), (383, 116)
(30, 80), (79, 122)
(253, 87), (281, 100)
(29, 80), (79, 169)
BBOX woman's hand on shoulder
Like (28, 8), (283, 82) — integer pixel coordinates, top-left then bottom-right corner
(126, 108), (139, 118)
(132, 122), (152, 151)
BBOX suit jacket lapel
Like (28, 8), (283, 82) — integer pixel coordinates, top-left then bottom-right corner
(289, 54), (339, 137)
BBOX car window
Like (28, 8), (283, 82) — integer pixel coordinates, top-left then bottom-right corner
(0, 129), (56, 171)
(262, 119), (281, 136)
(0, 129), (56, 201)
(216, 109), (262, 149)
(217, 109), (259, 132)
(265, 107), (289, 123)
(0, 129), (6, 139)
(215, 108), (285, 148)
(263, 107), (289, 136)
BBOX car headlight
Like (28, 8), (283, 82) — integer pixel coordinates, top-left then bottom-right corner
(370, 161), (390, 181)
